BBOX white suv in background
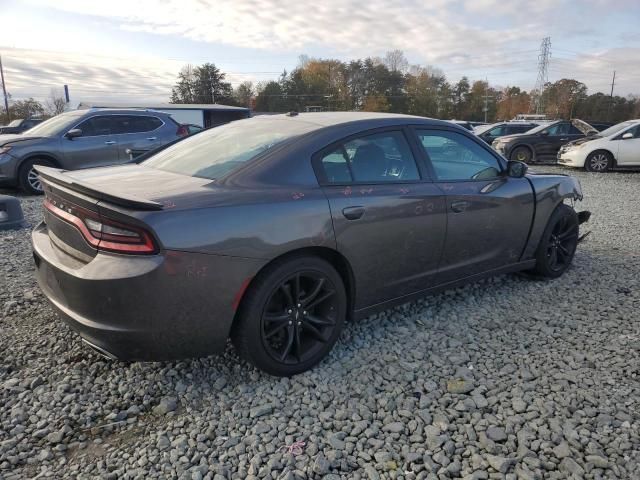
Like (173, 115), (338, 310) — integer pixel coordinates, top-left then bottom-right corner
(558, 120), (640, 172)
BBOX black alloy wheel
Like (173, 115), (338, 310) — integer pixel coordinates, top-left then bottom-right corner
(262, 271), (338, 364)
(531, 204), (579, 278)
(232, 256), (346, 376)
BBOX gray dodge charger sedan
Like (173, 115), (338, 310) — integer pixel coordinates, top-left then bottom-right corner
(32, 112), (590, 376)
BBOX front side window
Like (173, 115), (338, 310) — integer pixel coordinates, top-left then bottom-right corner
(569, 125), (583, 135)
(417, 129), (502, 181)
(545, 123), (569, 135)
(320, 131), (420, 184)
(77, 116), (118, 136)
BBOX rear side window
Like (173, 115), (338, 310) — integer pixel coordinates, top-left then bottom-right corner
(320, 131), (420, 184)
(114, 116), (163, 134)
(417, 129), (502, 181)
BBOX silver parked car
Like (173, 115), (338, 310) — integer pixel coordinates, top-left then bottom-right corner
(0, 109), (187, 194)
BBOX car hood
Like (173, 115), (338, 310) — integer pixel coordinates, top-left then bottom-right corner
(571, 118), (598, 136)
(41, 164), (261, 211)
(0, 134), (48, 146)
(494, 133), (523, 143)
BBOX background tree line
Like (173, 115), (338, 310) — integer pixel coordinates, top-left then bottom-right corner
(171, 51), (640, 123)
(0, 88), (67, 125)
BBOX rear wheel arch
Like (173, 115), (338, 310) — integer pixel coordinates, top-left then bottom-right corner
(233, 246), (356, 324)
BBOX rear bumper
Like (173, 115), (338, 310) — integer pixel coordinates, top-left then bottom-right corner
(32, 221), (264, 361)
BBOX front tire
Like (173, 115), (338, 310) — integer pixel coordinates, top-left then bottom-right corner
(584, 151), (612, 172)
(18, 158), (54, 194)
(531, 204), (579, 278)
(510, 146), (532, 163)
(231, 256), (347, 376)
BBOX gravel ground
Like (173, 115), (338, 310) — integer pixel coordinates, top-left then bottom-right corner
(1, 166), (639, 480)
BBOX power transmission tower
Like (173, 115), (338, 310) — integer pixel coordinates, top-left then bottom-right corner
(531, 37), (551, 114)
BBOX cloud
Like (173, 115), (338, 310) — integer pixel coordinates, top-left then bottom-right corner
(2, 0), (639, 103)
(0, 48), (256, 105)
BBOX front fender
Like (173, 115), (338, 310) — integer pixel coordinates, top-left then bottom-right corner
(521, 173), (583, 259)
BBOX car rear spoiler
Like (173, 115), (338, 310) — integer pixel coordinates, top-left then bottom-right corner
(34, 166), (164, 211)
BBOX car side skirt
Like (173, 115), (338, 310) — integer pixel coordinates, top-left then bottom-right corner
(353, 259), (537, 320)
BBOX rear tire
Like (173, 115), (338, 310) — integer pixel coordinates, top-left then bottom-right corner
(231, 256), (347, 376)
(530, 204), (579, 279)
(510, 146), (532, 163)
(18, 158), (54, 195)
(584, 151), (612, 172)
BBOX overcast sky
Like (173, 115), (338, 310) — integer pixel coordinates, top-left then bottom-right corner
(1, 0), (639, 105)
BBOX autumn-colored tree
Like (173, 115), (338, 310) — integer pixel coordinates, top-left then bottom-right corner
(496, 87), (532, 120)
(362, 95), (390, 112)
(542, 79), (587, 119)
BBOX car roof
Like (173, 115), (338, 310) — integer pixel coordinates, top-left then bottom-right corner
(260, 111), (441, 128)
(75, 108), (170, 116)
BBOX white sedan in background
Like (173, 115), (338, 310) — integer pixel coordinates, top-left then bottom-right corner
(558, 120), (640, 172)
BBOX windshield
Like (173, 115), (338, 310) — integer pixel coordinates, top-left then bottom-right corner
(526, 122), (558, 135)
(474, 123), (499, 135)
(599, 121), (637, 137)
(25, 112), (84, 137)
(144, 117), (320, 179)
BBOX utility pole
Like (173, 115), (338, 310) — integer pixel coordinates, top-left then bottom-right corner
(0, 55), (10, 122)
(608, 70), (616, 121)
(483, 77), (491, 123)
(531, 37), (551, 114)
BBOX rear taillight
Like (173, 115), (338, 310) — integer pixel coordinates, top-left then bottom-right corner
(44, 198), (157, 254)
(176, 125), (189, 137)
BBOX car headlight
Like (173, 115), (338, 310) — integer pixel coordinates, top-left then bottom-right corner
(0, 146), (11, 155)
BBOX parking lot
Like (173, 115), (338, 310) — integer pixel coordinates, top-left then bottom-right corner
(1, 166), (639, 479)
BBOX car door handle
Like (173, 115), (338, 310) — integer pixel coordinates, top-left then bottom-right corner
(342, 206), (365, 220)
(146, 137), (157, 141)
(104, 140), (116, 145)
(560, 137), (569, 141)
(451, 201), (470, 213)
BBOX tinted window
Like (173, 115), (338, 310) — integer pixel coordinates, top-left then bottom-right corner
(488, 126), (505, 136)
(511, 125), (533, 134)
(144, 117), (319, 180)
(546, 123), (569, 135)
(114, 116), (163, 134)
(569, 125), (583, 135)
(417, 130), (502, 181)
(77, 116), (118, 136)
(320, 131), (420, 183)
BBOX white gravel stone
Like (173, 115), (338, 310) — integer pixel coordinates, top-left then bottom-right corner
(1, 168), (640, 478)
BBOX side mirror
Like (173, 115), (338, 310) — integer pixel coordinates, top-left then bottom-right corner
(622, 132), (633, 140)
(65, 128), (83, 139)
(507, 160), (528, 178)
(539, 130), (549, 136)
